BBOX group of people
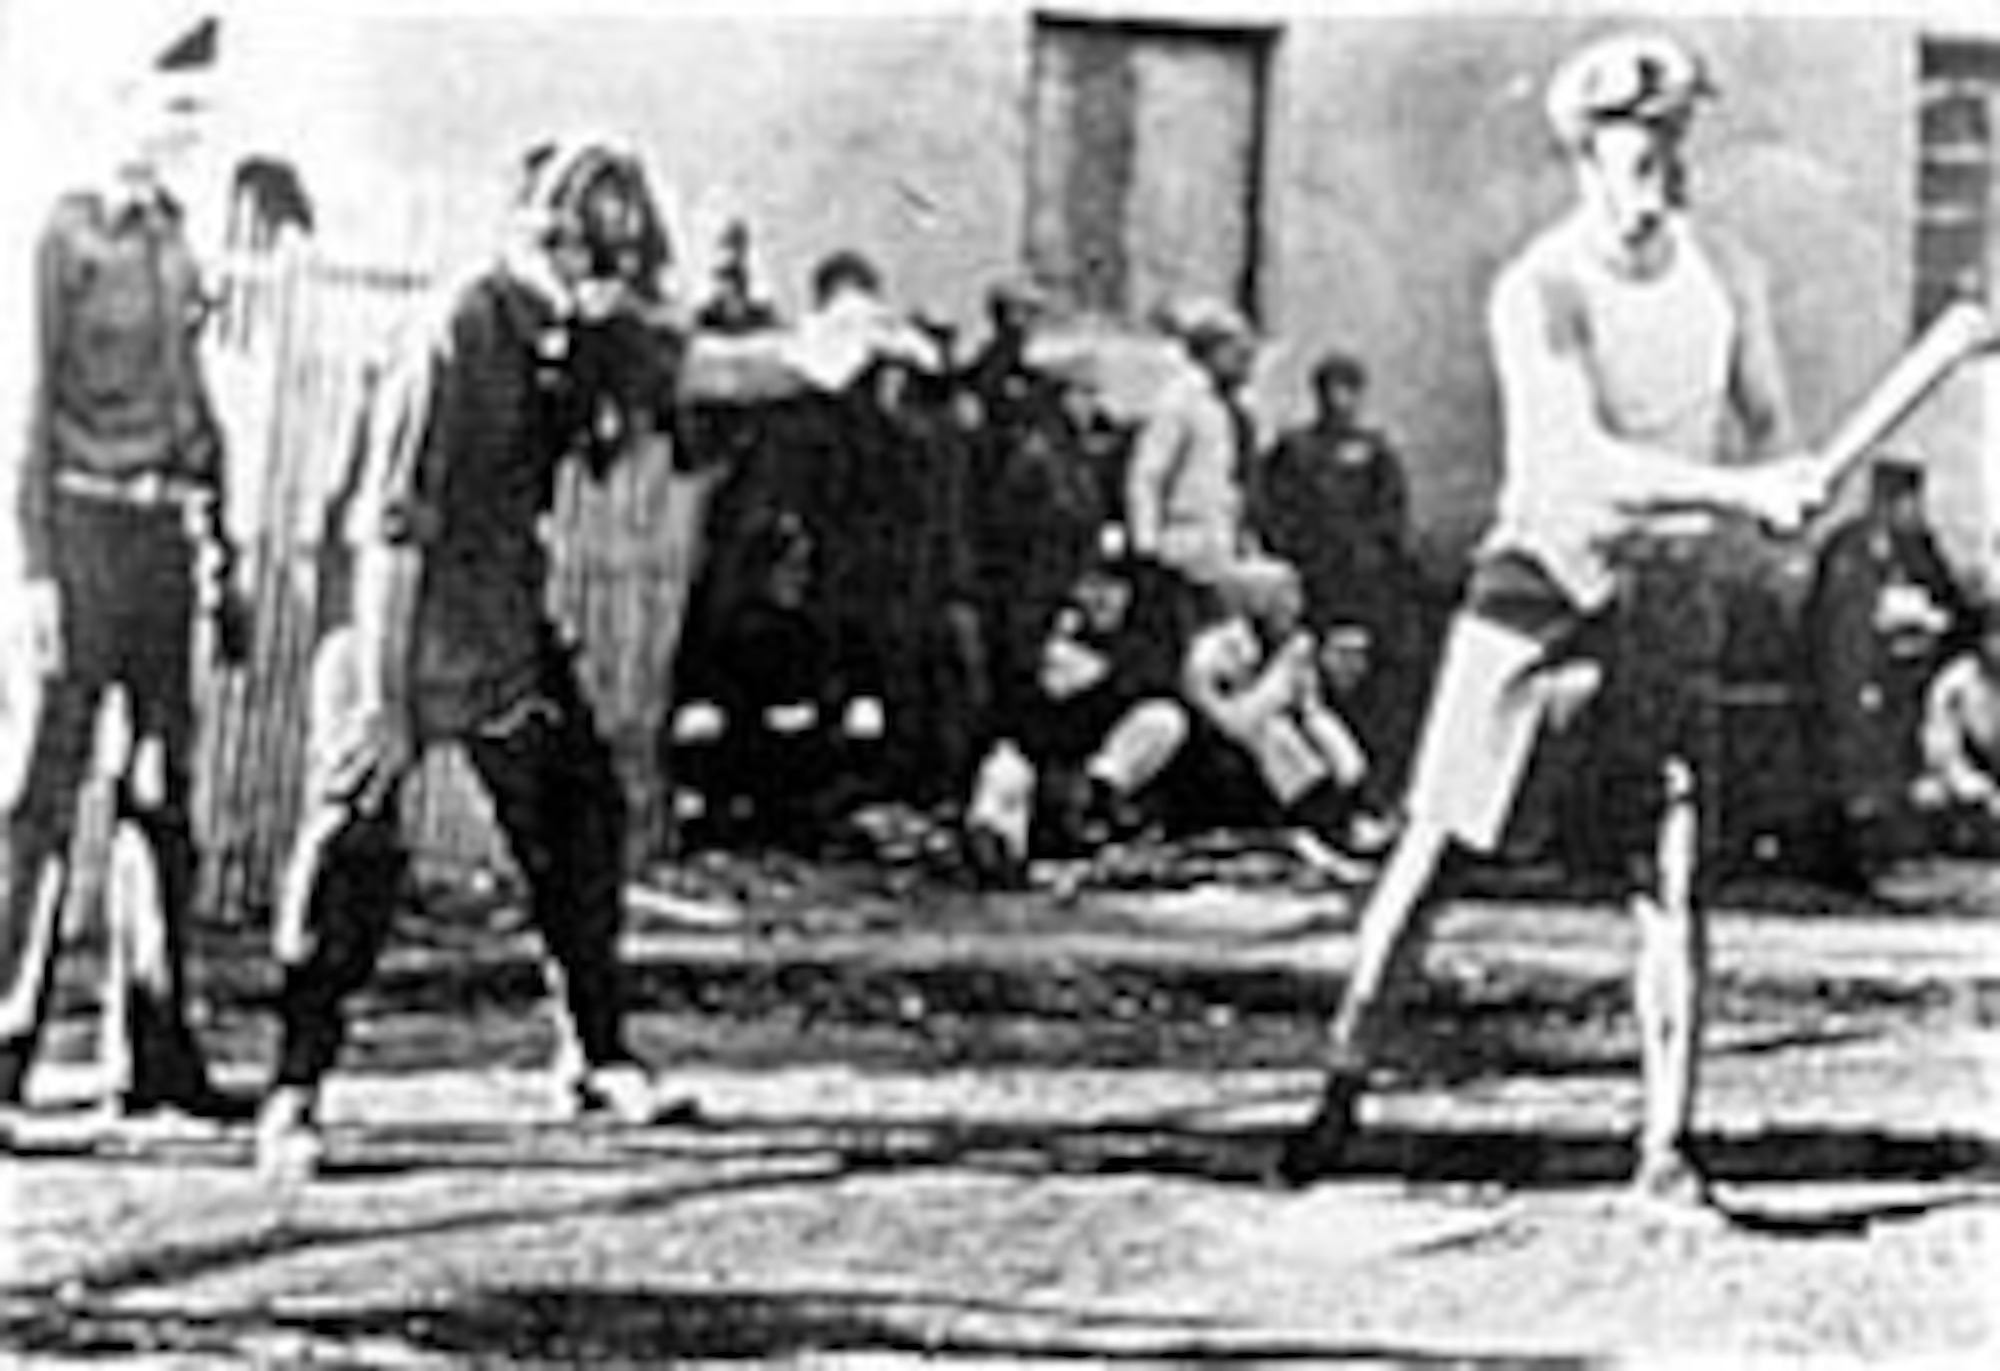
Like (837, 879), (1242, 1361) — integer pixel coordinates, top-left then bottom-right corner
(4, 23), (1994, 1222)
(669, 259), (1434, 880)
(1806, 457), (2000, 887)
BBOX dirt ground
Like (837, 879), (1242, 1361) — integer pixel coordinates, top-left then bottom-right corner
(2, 852), (1996, 1365)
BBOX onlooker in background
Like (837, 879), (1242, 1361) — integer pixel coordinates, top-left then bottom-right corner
(964, 544), (1189, 885)
(1803, 457), (1969, 887)
(1260, 349), (1413, 630)
(1912, 600), (2000, 856)
(669, 508), (858, 849)
(2, 31), (249, 1141)
(1259, 349), (1432, 784)
(980, 364), (1109, 734)
(781, 251), (938, 776)
(963, 278), (1049, 441)
(1180, 559), (1378, 878)
(1126, 298), (1268, 603)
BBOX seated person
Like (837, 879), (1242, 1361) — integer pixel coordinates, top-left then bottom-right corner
(668, 508), (879, 847)
(965, 549), (1190, 885)
(1180, 559), (1380, 875)
(1912, 602), (2000, 856)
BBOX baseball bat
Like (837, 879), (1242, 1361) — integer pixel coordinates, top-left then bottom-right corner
(1808, 299), (1996, 488)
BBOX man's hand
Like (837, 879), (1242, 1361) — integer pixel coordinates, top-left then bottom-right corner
(323, 697), (415, 816)
(18, 578), (63, 678)
(1735, 456), (1830, 535)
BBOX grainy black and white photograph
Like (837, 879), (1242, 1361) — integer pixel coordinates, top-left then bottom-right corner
(0, 0), (1995, 1362)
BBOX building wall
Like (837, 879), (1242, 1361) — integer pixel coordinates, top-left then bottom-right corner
(248, 6), (1986, 572)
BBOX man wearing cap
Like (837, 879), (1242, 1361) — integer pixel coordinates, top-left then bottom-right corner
(2, 36), (246, 1141)
(1278, 33), (1828, 1205)
(1126, 298), (1266, 599)
(1803, 457), (1968, 887)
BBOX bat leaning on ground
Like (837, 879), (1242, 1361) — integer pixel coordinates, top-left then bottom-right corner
(1804, 298), (1998, 493)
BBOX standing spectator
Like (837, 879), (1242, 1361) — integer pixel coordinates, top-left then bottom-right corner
(2, 35), (248, 1139)
(1803, 457), (1968, 886)
(1260, 350), (1431, 784)
(1125, 299), (1266, 599)
(1260, 350), (1412, 631)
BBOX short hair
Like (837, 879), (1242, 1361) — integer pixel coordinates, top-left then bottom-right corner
(1312, 351), (1366, 392)
(811, 250), (883, 305)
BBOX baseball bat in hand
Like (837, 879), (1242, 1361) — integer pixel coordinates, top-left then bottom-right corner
(1807, 299), (1996, 491)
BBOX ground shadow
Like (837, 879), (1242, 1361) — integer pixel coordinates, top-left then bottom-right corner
(1, 1284), (1597, 1364)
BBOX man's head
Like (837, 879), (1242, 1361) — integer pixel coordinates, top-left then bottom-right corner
(1073, 562), (1135, 635)
(1166, 297), (1259, 390)
(1310, 351), (1367, 428)
(1546, 33), (1713, 251)
(103, 20), (222, 198)
(811, 250), (884, 309)
(1226, 557), (1305, 639)
(1868, 456), (1927, 534)
(987, 278), (1046, 341)
(513, 138), (671, 302)
(1319, 625), (1373, 696)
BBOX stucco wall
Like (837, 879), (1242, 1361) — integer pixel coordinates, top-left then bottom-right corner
(313, 12), (1029, 326)
(1261, 12), (1916, 568)
(266, 8), (1974, 571)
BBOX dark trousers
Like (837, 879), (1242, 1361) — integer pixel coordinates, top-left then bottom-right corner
(272, 633), (633, 1088)
(1586, 545), (1731, 890)
(0, 498), (210, 1105)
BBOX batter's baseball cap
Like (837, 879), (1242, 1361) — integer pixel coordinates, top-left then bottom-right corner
(1544, 33), (1715, 148)
(1161, 295), (1257, 353)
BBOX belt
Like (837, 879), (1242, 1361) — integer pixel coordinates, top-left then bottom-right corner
(53, 468), (210, 510)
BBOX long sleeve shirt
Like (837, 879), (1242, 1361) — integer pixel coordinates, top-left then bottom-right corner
(1126, 366), (1252, 582)
(16, 190), (222, 577)
(343, 266), (583, 737)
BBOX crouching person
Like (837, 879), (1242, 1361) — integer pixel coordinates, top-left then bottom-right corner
(1912, 603), (2000, 857)
(965, 553), (1188, 885)
(1181, 559), (1379, 878)
(669, 507), (873, 850)
(255, 138), (695, 1180)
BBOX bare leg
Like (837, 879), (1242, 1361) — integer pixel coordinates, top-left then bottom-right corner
(1275, 816), (1453, 1186)
(1632, 756), (1710, 1203)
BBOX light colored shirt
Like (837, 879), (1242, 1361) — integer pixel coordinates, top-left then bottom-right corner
(1920, 653), (2000, 804)
(1126, 366), (1251, 582)
(1483, 211), (1792, 610)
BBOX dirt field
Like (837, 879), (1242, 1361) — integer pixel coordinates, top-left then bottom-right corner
(3, 857), (1996, 1365)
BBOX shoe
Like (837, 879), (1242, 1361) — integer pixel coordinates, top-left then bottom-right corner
(1270, 1071), (1365, 1189)
(254, 1087), (325, 1184)
(110, 1084), (259, 1126)
(569, 1062), (701, 1127)
(1629, 1148), (1719, 1216)
(963, 821), (1027, 890)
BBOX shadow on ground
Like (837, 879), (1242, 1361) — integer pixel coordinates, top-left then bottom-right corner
(0, 1283), (1606, 1363)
